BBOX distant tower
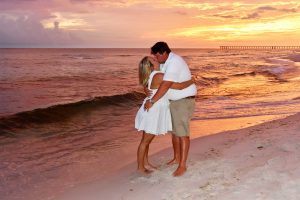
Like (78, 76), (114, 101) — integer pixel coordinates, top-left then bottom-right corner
(54, 21), (59, 30)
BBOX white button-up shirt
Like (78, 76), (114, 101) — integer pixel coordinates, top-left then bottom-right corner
(160, 52), (197, 100)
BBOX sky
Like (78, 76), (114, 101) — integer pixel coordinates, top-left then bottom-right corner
(0, 0), (300, 48)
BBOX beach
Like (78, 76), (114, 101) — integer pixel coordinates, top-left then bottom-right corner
(56, 112), (300, 200)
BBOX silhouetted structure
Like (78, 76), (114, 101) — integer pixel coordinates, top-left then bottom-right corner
(220, 46), (300, 50)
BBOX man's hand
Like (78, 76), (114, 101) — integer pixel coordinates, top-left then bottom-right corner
(144, 99), (153, 111)
(144, 86), (152, 97)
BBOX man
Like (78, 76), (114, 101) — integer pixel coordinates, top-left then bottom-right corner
(144, 42), (197, 176)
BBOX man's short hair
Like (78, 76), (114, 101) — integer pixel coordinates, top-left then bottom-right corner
(151, 42), (171, 54)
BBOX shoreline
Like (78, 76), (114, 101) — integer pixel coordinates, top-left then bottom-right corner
(56, 112), (300, 200)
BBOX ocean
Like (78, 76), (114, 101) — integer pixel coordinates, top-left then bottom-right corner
(1, 48), (300, 199)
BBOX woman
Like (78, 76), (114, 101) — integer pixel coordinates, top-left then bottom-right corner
(135, 56), (193, 174)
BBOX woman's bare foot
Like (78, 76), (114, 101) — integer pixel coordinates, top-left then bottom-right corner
(145, 162), (158, 170)
(137, 168), (153, 175)
(166, 158), (179, 165)
(173, 166), (187, 177)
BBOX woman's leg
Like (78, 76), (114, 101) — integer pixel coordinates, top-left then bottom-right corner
(144, 136), (157, 169)
(137, 131), (155, 174)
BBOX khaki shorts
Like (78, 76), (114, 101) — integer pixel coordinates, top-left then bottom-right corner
(170, 98), (195, 137)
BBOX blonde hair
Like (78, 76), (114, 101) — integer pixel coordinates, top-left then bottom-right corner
(139, 56), (153, 86)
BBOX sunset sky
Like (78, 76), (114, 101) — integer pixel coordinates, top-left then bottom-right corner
(0, 0), (300, 48)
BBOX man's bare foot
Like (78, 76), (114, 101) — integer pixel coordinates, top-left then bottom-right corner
(166, 158), (179, 165)
(137, 168), (153, 175)
(173, 166), (187, 177)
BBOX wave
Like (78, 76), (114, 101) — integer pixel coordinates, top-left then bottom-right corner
(287, 53), (300, 62)
(0, 91), (145, 134)
(265, 57), (297, 73)
(196, 68), (288, 89)
(62, 54), (95, 60)
(195, 75), (228, 86)
(117, 54), (136, 57)
(231, 71), (257, 77)
(231, 70), (286, 82)
(196, 70), (285, 87)
(267, 57), (294, 66)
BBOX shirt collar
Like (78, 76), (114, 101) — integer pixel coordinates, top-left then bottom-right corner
(160, 52), (174, 71)
(164, 52), (174, 66)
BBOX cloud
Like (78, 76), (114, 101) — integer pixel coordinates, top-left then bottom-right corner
(257, 6), (277, 11)
(239, 4), (298, 20)
(0, 15), (82, 47)
(242, 12), (260, 20)
(279, 8), (297, 13)
(212, 12), (260, 20)
(257, 5), (298, 13)
(174, 10), (188, 16)
(212, 14), (236, 19)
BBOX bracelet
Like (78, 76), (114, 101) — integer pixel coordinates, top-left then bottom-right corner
(149, 99), (155, 104)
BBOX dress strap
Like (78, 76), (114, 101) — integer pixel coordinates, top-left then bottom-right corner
(147, 71), (161, 90)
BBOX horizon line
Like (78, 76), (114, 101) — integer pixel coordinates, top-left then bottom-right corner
(0, 47), (220, 49)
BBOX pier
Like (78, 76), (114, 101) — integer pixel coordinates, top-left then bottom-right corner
(220, 46), (300, 50)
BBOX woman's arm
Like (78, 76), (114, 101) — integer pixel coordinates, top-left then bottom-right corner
(171, 79), (194, 90)
(150, 73), (164, 89)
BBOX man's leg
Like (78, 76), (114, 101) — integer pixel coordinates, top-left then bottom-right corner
(167, 134), (180, 165)
(173, 136), (190, 176)
(169, 98), (195, 176)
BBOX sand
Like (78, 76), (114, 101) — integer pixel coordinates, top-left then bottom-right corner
(56, 113), (300, 200)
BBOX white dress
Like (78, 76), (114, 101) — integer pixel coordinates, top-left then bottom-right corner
(135, 71), (172, 135)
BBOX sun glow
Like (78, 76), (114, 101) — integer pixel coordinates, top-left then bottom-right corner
(169, 15), (300, 41)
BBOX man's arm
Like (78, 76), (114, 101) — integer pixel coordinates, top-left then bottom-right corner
(144, 80), (173, 111)
(171, 78), (194, 90)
